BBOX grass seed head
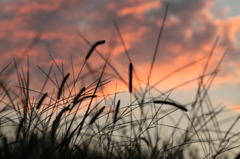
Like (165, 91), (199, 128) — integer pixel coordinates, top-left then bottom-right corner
(86, 40), (106, 60)
(89, 106), (105, 125)
(57, 73), (70, 100)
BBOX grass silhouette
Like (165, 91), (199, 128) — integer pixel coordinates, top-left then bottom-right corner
(1, 4), (240, 159)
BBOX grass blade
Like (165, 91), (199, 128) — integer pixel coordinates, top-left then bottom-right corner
(16, 118), (25, 141)
(51, 106), (70, 141)
(77, 95), (97, 103)
(148, 3), (169, 84)
(36, 93), (48, 109)
(72, 87), (85, 106)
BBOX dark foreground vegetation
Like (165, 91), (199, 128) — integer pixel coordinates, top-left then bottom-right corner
(1, 5), (240, 159)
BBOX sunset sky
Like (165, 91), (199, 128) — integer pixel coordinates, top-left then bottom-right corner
(0, 0), (240, 111)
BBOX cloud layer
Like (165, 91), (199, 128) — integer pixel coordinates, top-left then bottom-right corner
(0, 0), (239, 107)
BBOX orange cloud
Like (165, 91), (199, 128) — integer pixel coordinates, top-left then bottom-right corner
(111, 44), (130, 59)
(215, 16), (240, 44)
(114, 26), (148, 48)
(118, 1), (161, 19)
(229, 105), (240, 113)
(17, 1), (60, 14)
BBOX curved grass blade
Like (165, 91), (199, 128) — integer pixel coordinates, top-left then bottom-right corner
(153, 100), (188, 112)
(36, 93), (48, 109)
(57, 73), (70, 100)
(72, 87), (85, 106)
(77, 95), (97, 103)
(86, 40), (105, 60)
(51, 106), (70, 141)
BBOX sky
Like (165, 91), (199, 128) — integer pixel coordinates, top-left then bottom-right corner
(0, 0), (240, 112)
